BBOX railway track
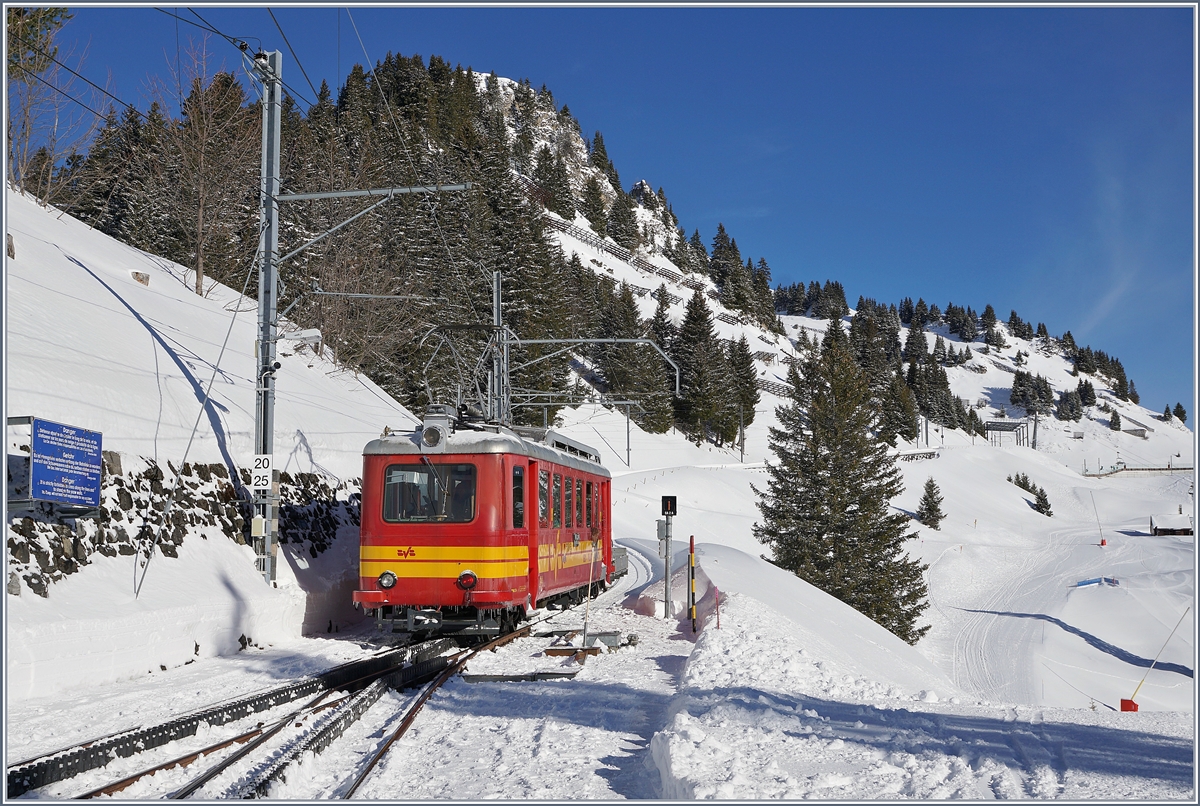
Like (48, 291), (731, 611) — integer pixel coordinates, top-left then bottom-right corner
(11, 572), (621, 799)
(8, 626), (547, 799)
(6, 639), (452, 799)
(340, 625), (533, 799)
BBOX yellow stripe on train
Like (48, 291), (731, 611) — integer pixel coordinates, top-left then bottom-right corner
(360, 545), (529, 562)
(360, 560), (530, 579)
(537, 540), (602, 573)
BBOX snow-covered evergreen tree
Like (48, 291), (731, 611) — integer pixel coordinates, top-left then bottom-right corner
(915, 478), (945, 530)
(753, 335), (930, 644)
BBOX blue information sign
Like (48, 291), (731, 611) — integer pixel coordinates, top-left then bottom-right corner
(30, 418), (103, 507)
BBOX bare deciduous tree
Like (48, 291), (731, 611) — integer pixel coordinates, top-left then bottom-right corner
(156, 38), (260, 296)
(7, 7), (105, 206)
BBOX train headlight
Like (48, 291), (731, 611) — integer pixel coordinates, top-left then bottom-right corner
(456, 570), (478, 590)
(378, 571), (397, 589)
(421, 425), (444, 448)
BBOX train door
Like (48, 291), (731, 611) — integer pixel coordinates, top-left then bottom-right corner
(601, 478), (612, 582)
(509, 456), (530, 607)
(527, 459), (540, 607)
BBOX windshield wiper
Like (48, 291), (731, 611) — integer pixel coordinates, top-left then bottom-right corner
(420, 455), (449, 516)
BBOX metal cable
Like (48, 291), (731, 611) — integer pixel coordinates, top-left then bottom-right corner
(267, 7), (320, 103)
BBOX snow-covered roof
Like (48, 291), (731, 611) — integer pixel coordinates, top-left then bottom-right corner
(1150, 513), (1193, 530)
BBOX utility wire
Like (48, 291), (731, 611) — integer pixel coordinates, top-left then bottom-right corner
(183, 7), (259, 55)
(19, 68), (110, 121)
(267, 7), (319, 103)
(183, 6), (313, 107)
(16, 35), (142, 123)
(154, 6), (314, 108)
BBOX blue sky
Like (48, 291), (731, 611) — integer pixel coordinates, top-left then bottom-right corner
(57, 5), (1195, 414)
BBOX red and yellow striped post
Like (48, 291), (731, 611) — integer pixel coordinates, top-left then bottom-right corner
(689, 535), (696, 633)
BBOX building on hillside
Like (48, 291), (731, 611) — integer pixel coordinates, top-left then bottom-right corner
(1149, 514), (1193, 536)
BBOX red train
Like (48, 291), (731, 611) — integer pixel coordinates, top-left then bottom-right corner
(353, 404), (615, 637)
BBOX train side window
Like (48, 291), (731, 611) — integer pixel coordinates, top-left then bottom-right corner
(552, 473), (562, 528)
(539, 470), (549, 526)
(575, 478), (583, 527)
(512, 466), (525, 529)
(585, 481), (593, 528)
(564, 477), (574, 528)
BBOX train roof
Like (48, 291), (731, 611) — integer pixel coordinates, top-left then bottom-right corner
(363, 423), (611, 478)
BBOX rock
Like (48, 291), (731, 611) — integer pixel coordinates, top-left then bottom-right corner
(7, 537), (30, 565)
(102, 450), (123, 477)
(22, 573), (47, 598)
(7, 571), (20, 596)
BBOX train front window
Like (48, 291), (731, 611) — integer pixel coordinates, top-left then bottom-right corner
(382, 463), (476, 523)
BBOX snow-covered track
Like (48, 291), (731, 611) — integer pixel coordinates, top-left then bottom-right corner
(233, 646), (461, 798)
(6, 644), (432, 797)
(341, 625), (535, 798)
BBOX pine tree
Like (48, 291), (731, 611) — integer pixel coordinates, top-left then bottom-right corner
(721, 257), (754, 314)
(1033, 487), (1053, 516)
(727, 335), (760, 433)
(578, 174), (607, 234)
(912, 298), (929, 330)
(1164, 404), (1174, 421)
(687, 229), (709, 276)
(902, 326), (928, 364)
(980, 304), (997, 330)
(531, 145), (574, 219)
(1077, 378), (1096, 407)
(1174, 403), (1187, 424)
(673, 289), (732, 442)
(753, 336), (930, 644)
(1109, 410), (1122, 431)
(1128, 380), (1139, 405)
(915, 478), (945, 530)
(1055, 389), (1083, 422)
(709, 223), (736, 289)
(931, 334), (947, 364)
(606, 191), (638, 250)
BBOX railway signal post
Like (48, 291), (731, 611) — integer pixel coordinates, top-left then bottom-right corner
(660, 496), (677, 617)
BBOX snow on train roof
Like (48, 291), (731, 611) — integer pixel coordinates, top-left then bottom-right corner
(363, 425), (611, 478)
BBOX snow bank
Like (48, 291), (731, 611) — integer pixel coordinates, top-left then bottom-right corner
(650, 589), (1194, 800)
(6, 535), (304, 702)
